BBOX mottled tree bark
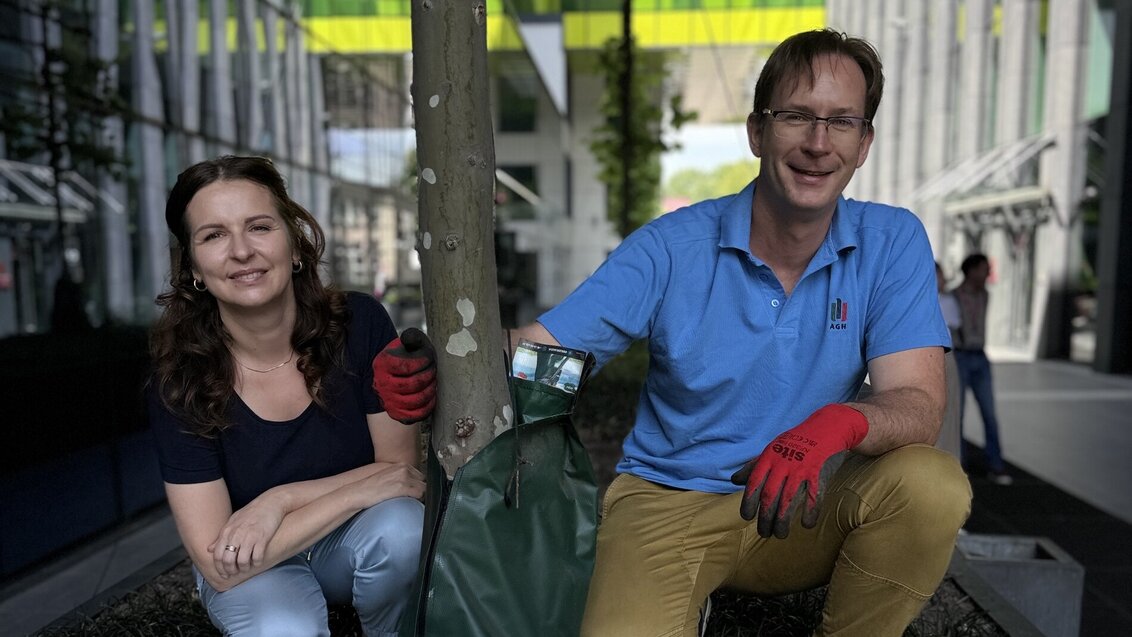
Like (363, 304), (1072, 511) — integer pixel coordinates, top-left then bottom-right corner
(411, 0), (512, 477)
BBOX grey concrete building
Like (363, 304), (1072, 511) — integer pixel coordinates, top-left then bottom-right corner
(828, 0), (1121, 368)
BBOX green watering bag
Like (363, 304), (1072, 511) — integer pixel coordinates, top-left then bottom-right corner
(399, 376), (598, 636)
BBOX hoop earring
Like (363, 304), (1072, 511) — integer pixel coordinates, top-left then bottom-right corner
(292, 261), (304, 274)
(192, 279), (207, 292)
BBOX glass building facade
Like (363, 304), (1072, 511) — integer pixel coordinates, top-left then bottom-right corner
(0, 0), (416, 337)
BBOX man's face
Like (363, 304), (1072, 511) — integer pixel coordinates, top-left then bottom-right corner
(747, 53), (874, 219)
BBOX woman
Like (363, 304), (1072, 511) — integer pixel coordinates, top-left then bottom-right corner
(149, 155), (434, 636)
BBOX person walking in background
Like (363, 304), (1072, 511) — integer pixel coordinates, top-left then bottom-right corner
(936, 261), (961, 346)
(952, 253), (1012, 485)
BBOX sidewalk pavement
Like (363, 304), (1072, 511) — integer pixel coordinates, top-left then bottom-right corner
(961, 360), (1132, 637)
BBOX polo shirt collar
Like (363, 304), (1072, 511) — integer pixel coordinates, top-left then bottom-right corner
(828, 196), (858, 253)
(803, 196), (859, 276)
(718, 180), (756, 254)
(717, 181), (859, 260)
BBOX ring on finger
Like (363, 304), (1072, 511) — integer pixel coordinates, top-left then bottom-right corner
(224, 544), (239, 553)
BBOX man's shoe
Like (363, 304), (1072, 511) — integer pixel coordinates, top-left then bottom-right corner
(988, 470), (1014, 486)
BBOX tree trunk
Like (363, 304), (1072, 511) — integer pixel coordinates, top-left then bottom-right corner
(411, 0), (512, 478)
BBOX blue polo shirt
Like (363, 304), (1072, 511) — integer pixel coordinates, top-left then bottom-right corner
(539, 181), (949, 493)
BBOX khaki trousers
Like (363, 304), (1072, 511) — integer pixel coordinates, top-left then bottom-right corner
(580, 444), (971, 637)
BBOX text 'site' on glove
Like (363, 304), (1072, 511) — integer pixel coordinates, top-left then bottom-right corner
(372, 327), (437, 424)
(729, 404), (868, 539)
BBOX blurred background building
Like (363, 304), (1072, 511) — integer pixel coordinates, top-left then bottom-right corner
(827, 0), (1117, 368)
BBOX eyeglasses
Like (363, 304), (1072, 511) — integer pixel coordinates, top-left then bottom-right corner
(761, 109), (870, 143)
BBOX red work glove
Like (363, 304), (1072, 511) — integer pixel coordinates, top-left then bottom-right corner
(372, 327), (437, 424)
(730, 404), (869, 539)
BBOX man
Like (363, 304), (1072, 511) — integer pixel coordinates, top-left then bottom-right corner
(952, 253), (1012, 485)
(511, 29), (971, 636)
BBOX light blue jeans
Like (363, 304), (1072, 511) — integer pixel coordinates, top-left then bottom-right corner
(195, 497), (424, 637)
(953, 348), (1006, 472)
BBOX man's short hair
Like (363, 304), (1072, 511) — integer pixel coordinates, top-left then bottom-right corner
(752, 28), (884, 123)
(961, 254), (989, 276)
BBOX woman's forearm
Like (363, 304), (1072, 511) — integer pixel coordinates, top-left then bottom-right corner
(202, 479), (373, 591)
(256, 462), (389, 513)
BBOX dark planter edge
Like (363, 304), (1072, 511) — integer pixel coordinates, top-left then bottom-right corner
(947, 546), (1046, 637)
(38, 546), (189, 634)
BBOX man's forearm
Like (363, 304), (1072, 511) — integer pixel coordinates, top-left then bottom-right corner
(505, 322), (560, 354)
(845, 385), (944, 455)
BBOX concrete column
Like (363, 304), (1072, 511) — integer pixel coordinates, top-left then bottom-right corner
(854, 0), (885, 201)
(920, 2), (958, 248)
(897, 0), (926, 204)
(997, 0), (1037, 148)
(263, 7), (288, 159)
(826, 0), (846, 32)
(309, 54), (332, 233)
(1035, 0), (1089, 359)
(285, 15), (302, 158)
(236, 0), (263, 151)
(848, 0), (867, 39)
(132, 0), (168, 317)
(284, 13), (309, 206)
(924, 1), (956, 178)
(296, 45), (314, 171)
(93, 0), (133, 323)
(1094, 0), (1132, 374)
(957, 0), (993, 162)
(838, 1), (868, 201)
(171, 0), (205, 164)
(824, 0), (837, 31)
(874, 0), (903, 206)
(209, 0), (236, 150)
(866, 0), (886, 201)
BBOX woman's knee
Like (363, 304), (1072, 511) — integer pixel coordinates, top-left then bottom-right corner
(200, 565), (330, 637)
(356, 497), (425, 577)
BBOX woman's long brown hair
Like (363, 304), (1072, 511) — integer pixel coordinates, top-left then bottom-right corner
(150, 156), (348, 436)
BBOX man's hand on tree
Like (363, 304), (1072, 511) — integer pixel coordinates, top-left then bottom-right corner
(730, 404), (869, 539)
(372, 327), (437, 424)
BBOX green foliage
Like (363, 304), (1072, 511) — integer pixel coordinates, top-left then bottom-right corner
(402, 147), (419, 197)
(664, 158), (761, 203)
(589, 36), (696, 237)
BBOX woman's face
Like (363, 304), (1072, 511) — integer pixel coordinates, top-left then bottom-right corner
(184, 179), (297, 316)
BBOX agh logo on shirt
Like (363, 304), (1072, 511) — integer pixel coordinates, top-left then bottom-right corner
(829, 298), (849, 330)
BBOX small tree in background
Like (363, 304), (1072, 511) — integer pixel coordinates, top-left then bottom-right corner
(664, 159), (761, 203)
(589, 36), (696, 238)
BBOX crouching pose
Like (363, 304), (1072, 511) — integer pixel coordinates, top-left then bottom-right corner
(511, 29), (972, 637)
(149, 155), (436, 636)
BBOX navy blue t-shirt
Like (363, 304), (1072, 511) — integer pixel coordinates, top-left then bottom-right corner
(149, 292), (398, 510)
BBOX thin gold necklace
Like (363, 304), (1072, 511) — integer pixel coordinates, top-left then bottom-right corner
(233, 350), (294, 374)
